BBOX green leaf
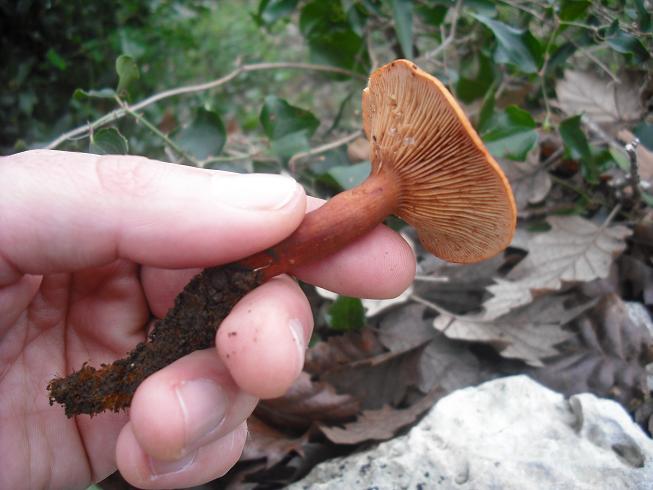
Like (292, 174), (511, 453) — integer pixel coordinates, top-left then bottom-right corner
(642, 191), (653, 208)
(173, 108), (226, 161)
(477, 86), (496, 134)
(634, 0), (651, 32)
(327, 296), (365, 331)
(89, 127), (129, 155)
(260, 96), (319, 140)
(559, 116), (591, 161)
(609, 147), (630, 171)
(254, 0), (299, 26)
(473, 15), (543, 73)
(415, 4), (448, 27)
(386, 0), (413, 58)
(115, 54), (140, 96)
(299, 1), (368, 71)
(260, 96), (319, 159)
(46, 48), (67, 71)
(319, 161), (371, 191)
(464, 0), (496, 16)
(482, 105), (538, 161)
(559, 0), (590, 21)
(73, 88), (117, 100)
(607, 29), (650, 63)
(456, 52), (495, 103)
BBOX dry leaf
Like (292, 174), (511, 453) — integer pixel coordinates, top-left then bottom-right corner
(433, 295), (596, 367)
(241, 417), (309, 468)
(500, 149), (552, 210)
(530, 293), (653, 406)
(255, 372), (360, 431)
(483, 215), (632, 319)
(318, 389), (440, 444)
(305, 328), (386, 375)
(555, 71), (643, 126)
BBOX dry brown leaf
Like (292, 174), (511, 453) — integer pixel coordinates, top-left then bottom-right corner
(241, 417), (309, 468)
(318, 389), (440, 444)
(483, 215), (632, 319)
(255, 372), (360, 431)
(530, 293), (653, 406)
(433, 295), (597, 367)
(304, 328), (386, 375)
(555, 71), (643, 126)
(500, 149), (552, 210)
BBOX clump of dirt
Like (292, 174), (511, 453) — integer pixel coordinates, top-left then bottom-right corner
(47, 264), (262, 417)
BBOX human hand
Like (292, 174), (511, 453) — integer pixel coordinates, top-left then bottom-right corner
(0, 149), (415, 489)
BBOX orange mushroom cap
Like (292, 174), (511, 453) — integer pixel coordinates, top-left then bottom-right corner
(362, 59), (517, 263)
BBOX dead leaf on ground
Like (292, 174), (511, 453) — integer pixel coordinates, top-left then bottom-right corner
(433, 294), (597, 367)
(500, 148), (552, 210)
(318, 388), (441, 444)
(530, 293), (653, 406)
(304, 328), (386, 375)
(241, 417), (309, 468)
(255, 372), (359, 431)
(483, 215), (632, 319)
(555, 71), (643, 127)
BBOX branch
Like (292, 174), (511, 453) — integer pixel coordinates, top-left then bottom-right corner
(419, 0), (462, 62)
(46, 62), (367, 150)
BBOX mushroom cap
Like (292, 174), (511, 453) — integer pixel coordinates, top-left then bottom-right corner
(362, 59), (517, 264)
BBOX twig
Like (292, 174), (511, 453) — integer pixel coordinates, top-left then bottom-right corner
(625, 137), (642, 206)
(117, 98), (200, 166)
(414, 275), (450, 283)
(420, 0), (462, 61)
(46, 62), (367, 150)
(288, 129), (363, 173)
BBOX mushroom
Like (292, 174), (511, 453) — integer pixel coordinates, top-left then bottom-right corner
(239, 59), (516, 278)
(48, 59), (517, 417)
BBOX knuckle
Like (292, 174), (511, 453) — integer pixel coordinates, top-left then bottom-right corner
(95, 154), (159, 198)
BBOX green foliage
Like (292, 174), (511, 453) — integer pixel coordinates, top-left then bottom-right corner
(326, 296), (366, 331)
(89, 128), (129, 155)
(173, 109), (226, 161)
(260, 96), (320, 159)
(115, 55), (140, 98)
(482, 106), (538, 161)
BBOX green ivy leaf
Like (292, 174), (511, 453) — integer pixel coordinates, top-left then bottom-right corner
(473, 15), (543, 73)
(260, 96), (319, 159)
(326, 295), (365, 331)
(115, 54), (140, 97)
(299, 1), (368, 71)
(173, 108), (226, 161)
(634, 122), (653, 151)
(415, 4), (448, 27)
(254, 0), (299, 26)
(559, 0), (590, 22)
(607, 29), (651, 63)
(482, 105), (538, 161)
(456, 52), (496, 103)
(386, 0), (413, 58)
(319, 161), (371, 191)
(89, 127), (129, 155)
(559, 115), (599, 183)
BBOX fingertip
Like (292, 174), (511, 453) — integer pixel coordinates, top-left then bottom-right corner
(294, 225), (416, 298)
(217, 275), (313, 399)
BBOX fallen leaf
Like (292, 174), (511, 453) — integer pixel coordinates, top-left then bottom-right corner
(318, 389), (440, 444)
(305, 328), (386, 375)
(500, 148), (552, 210)
(377, 304), (435, 353)
(433, 294), (596, 367)
(555, 70), (643, 126)
(255, 373), (360, 431)
(241, 417), (309, 468)
(530, 293), (653, 406)
(483, 215), (632, 319)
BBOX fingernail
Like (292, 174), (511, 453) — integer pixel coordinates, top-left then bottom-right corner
(213, 173), (300, 210)
(175, 378), (228, 451)
(288, 319), (306, 376)
(149, 450), (196, 477)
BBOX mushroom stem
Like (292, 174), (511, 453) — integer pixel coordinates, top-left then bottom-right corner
(238, 170), (401, 280)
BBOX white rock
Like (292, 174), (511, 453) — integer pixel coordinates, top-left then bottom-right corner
(290, 376), (653, 490)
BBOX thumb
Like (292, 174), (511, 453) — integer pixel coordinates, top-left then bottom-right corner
(0, 150), (305, 284)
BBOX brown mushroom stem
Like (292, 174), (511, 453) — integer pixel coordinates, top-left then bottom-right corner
(238, 172), (400, 280)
